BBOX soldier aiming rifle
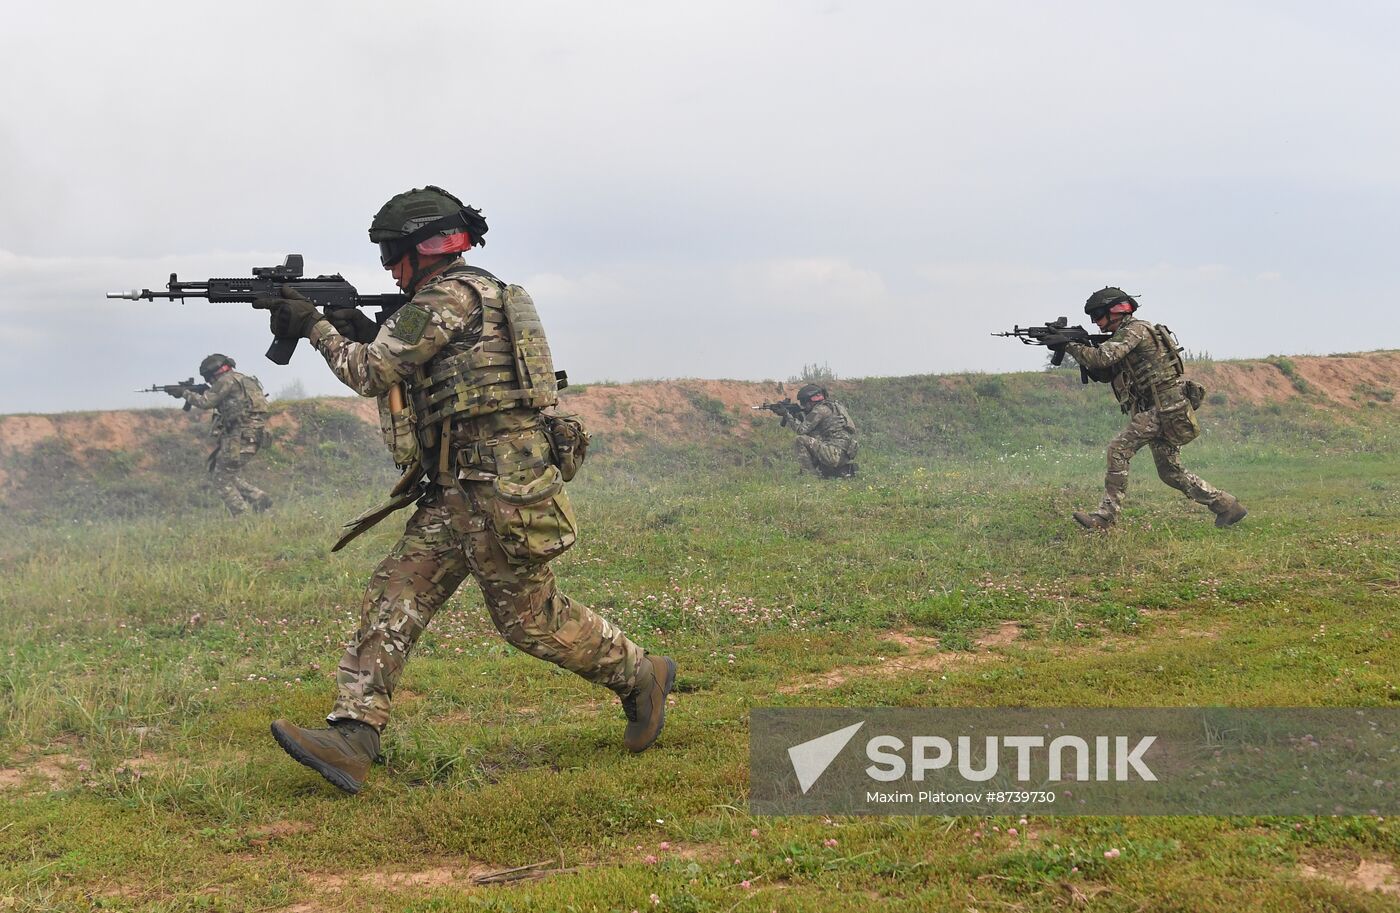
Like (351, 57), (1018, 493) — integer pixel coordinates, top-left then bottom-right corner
(138, 378), (208, 411)
(757, 384), (859, 479)
(1002, 289), (1246, 530)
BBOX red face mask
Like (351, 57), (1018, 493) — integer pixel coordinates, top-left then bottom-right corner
(416, 232), (473, 257)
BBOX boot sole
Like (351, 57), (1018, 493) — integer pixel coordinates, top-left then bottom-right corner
(627, 657), (678, 754)
(270, 722), (364, 795)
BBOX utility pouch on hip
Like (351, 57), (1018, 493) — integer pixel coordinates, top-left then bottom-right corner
(487, 464), (578, 564)
(543, 413), (590, 482)
(1182, 379), (1206, 410)
(1157, 400), (1201, 446)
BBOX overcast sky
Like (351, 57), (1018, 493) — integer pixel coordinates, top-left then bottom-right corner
(2, 1), (1397, 413)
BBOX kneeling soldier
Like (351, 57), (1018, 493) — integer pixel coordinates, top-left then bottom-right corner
(787, 384), (859, 479)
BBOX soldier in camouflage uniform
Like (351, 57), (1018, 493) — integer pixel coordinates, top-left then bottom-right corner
(175, 354), (272, 516)
(1060, 288), (1247, 530)
(786, 384), (859, 478)
(255, 186), (676, 794)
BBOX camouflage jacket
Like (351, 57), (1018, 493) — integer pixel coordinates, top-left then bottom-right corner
(790, 399), (858, 450)
(183, 370), (268, 438)
(307, 259), (551, 480)
(1064, 316), (1187, 414)
(308, 262), (482, 398)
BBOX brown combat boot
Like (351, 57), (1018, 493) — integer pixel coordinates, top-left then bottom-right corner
(1073, 510), (1113, 530)
(621, 655), (677, 753)
(1214, 499), (1248, 528)
(270, 719), (380, 794)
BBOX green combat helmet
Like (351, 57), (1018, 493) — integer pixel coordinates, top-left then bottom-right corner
(369, 186), (489, 281)
(797, 384), (828, 407)
(199, 353), (234, 379)
(1084, 287), (1139, 319)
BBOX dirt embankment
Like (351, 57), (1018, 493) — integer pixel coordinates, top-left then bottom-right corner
(1190, 350), (1400, 406)
(0, 352), (1394, 500)
(557, 378), (784, 439)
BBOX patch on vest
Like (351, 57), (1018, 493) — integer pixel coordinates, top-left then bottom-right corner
(389, 304), (431, 344)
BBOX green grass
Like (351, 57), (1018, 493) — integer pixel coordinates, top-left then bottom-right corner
(0, 382), (1397, 911)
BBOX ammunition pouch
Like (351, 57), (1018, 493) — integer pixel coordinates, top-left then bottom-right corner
(1157, 399), (1201, 447)
(452, 424), (553, 483)
(238, 426), (263, 456)
(487, 465), (578, 564)
(543, 413), (590, 482)
(378, 395), (420, 467)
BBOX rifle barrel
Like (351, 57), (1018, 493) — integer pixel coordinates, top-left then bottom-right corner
(108, 289), (214, 301)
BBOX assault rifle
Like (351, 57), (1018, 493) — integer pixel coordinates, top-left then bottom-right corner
(753, 399), (803, 427)
(108, 254), (407, 365)
(137, 378), (209, 411)
(992, 316), (1112, 384)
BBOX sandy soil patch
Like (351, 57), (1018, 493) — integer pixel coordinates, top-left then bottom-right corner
(1300, 858), (1400, 896)
(0, 752), (75, 793)
(780, 621), (1024, 693)
(288, 858), (576, 908)
(246, 820), (318, 841)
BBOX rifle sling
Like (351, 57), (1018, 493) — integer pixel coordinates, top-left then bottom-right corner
(331, 461), (426, 553)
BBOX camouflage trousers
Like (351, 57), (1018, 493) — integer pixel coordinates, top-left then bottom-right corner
(793, 436), (855, 477)
(210, 432), (270, 516)
(327, 483), (646, 731)
(1094, 408), (1235, 520)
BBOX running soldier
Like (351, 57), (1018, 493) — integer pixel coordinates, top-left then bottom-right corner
(254, 186), (676, 793)
(177, 354), (272, 516)
(1060, 288), (1247, 530)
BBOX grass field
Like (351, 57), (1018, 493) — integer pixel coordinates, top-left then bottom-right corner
(1, 373), (1397, 911)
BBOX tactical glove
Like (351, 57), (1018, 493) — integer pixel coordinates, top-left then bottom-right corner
(165, 387), (186, 399)
(254, 287), (324, 339)
(323, 307), (380, 343)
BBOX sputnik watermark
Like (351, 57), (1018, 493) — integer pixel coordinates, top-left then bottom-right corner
(864, 734), (1157, 783)
(788, 726), (1157, 796)
(751, 708), (1400, 815)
